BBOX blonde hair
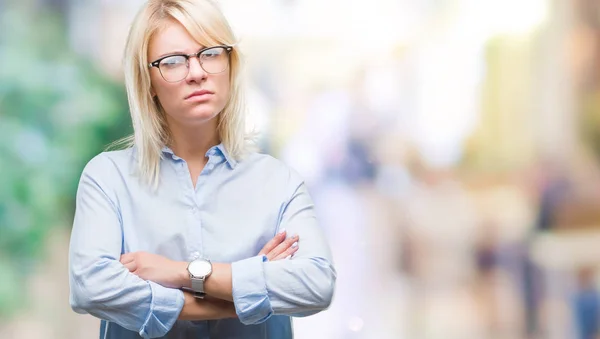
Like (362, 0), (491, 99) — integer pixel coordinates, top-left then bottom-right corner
(113, 0), (254, 187)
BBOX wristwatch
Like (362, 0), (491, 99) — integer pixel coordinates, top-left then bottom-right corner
(186, 258), (212, 299)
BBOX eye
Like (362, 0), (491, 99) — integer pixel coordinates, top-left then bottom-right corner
(200, 48), (224, 59)
(159, 55), (187, 69)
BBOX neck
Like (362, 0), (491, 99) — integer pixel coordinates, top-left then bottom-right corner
(167, 117), (220, 163)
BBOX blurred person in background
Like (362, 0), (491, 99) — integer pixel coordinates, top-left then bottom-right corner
(524, 160), (571, 338)
(67, 0), (336, 338)
(573, 267), (600, 339)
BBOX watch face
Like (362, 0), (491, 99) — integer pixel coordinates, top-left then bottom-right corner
(188, 259), (212, 277)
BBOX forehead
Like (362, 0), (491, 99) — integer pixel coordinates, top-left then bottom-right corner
(148, 20), (203, 58)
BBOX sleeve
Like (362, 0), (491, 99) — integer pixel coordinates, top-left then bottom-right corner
(231, 179), (336, 325)
(68, 154), (184, 338)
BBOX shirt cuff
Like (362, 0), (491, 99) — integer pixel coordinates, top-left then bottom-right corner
(139, 281), (185, 338)
(231, 255), (273, 325)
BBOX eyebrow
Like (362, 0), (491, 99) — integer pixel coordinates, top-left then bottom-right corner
(155, 51), (185, 59)
(155, 46), (207, 60)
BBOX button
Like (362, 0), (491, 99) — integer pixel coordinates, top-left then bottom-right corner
(190, 251), (200, 260)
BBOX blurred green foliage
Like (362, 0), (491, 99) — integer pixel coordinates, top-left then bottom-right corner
(0, 4), (130, 318)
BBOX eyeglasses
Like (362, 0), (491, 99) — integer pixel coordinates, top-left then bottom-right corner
(148, 45), (233, 83)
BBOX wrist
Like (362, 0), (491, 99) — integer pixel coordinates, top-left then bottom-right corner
(204, 263), (233, 301)
(178, 261), (191, 289)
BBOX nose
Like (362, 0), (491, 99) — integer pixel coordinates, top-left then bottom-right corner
(186, 56), (207, 83)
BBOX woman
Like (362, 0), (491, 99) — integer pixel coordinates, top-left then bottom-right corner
(68, 0), (336, 338)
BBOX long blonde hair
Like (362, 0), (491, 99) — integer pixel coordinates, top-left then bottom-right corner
(113, 0), (253, 187)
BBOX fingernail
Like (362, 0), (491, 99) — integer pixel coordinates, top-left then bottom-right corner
(278, 228), (286, 234)
(285, 255), (292, 260)
(292, 242), (298, 248)
(294, 234), (299, 239)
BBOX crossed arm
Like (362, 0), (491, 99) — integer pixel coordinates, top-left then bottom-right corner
(118, 231), (300, 320)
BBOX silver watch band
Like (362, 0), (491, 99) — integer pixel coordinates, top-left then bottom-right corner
(182, 286), (206, 299)
(191, 276), (206, 294)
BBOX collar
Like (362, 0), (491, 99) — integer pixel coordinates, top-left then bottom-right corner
(161, 143), (237, 169)
(214, 143), (237, 169)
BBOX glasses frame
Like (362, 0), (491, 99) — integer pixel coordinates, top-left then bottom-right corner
(148, 45), (233, 83)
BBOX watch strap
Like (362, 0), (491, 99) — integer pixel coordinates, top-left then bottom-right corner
(191, 276), (205, 294)
(181, 286), (206, 299)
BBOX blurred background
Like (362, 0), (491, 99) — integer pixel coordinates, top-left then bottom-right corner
(2, 0), (600, 338)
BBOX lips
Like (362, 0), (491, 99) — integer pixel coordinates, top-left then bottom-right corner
(185, 90), (214, 100)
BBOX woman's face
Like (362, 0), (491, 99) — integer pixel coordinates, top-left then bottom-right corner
(148, 20), (231, 128)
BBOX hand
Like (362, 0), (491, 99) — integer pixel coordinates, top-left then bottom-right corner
(120, 251), (188, 289)
(258, 229), (299, 261)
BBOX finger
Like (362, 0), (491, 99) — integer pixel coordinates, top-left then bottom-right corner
(120, 253), (135, 264)
(258, 230), (286, 256)
(123, 260), (137, 272)
(272, 242), (299, 261)
(266, 234), (299, 261)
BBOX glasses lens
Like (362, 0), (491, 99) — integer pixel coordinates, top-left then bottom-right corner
(159, 55), (188, 82)
(200, 47), (229, 74)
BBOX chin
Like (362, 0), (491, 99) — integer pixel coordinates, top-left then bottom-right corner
(185, 106), (221, 123)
